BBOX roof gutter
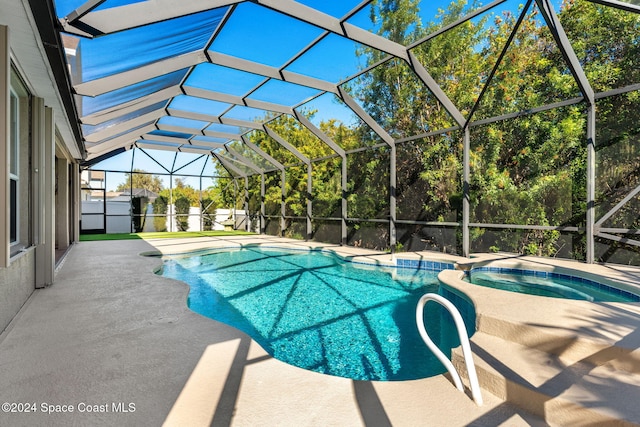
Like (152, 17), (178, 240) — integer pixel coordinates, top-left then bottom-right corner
(27, 0), (86, 159)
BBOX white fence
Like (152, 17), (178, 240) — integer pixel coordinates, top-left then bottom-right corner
(81, 200), (131, 233)
(81, 200), (247, 234)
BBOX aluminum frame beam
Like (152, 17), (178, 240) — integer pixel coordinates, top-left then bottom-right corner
(86, 123), (158, 158)
(176, 146), (215, 156)
(337, 87), (398, 250)
(241, 135), (285, 172)
(81, 86), (181, 126)
(74, 52), (206, 97)
(135, 141), (180, 152)
(167, 108), (263, 131)
(215, 150), (255, 172)
(586, 105), (596, 263)
(464, 0), (533, 126)
(224, 146), (265, 174)
(407, 0), (509, 49)
(337, 87), (394, 146)
(64, 0), (107, 24)
(182, 86), (294, 115)
(242, 135), (285, 234)
(292, 112), (346, 157)
(84, 109), (166, 143)
(262, 126), (310, 165)
(596, 232), (640, 248)
(61, 0), (241, 37)
(595, 183), (640, 230)
(255, 0), (409, 60)
(586, 0), (640, 13)
(140, 134), (194, 145)
(206, 51), (339, 94)
(211, 151), (247, 178)
(535, 0), (595, 104)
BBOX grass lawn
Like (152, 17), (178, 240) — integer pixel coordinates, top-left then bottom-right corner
(80, 230), (255, 241)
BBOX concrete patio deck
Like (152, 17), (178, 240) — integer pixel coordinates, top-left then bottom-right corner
(0, 234), (636, 426)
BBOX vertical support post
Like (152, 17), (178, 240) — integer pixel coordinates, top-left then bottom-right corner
(586, 104), (596, 263)
(244, 176), (249, 232)
(341, 155), (348, 246)
(0, 25), (9, 268)
(390, 143), (397, 253)
(463, 128), (471, 258)
(307, 162), (312, 241)
(129, 164), (133, 233)
(536, 0), (595, 262)
(233, 178), (237, 227)
(168, 174), (173, 232)
(281, 169), (286, 237)
(72, 163), (80, 242)
(199, 176), (203, 232)
(260, 173), (265, 234)
(103, 172), (107, 233)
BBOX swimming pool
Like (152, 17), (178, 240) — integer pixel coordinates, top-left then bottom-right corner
(158, 246), (475, 381)
(466, 268), (640, 302)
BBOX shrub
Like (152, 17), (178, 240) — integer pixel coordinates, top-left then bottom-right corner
(152, 195), (168, 232)
(175, 196), (191, 231)
(131, 196), (148, 232)
(201, 197), (217, 231)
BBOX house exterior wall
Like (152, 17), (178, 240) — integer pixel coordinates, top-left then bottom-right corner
(0, 2), (82, 333)
(0, 249), (35, 332)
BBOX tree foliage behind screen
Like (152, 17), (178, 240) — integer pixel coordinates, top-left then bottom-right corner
(208, 0), (640, 261)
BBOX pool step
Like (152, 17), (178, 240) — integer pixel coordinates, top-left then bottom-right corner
(475, 314), (640, 375)
(452, 332), (640, 426)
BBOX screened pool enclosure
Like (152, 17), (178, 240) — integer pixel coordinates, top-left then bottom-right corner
(58, 0), (640, 264)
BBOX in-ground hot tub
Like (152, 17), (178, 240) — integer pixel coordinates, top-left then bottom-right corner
(464, 267), (640, 303)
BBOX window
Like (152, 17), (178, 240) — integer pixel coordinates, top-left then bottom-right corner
(9, 89), (18, 245)
(8, 67), (31, 255)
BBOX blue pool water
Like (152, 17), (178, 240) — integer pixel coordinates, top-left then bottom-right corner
(158, 247), (475, 381)
(466, 268), (640, 302)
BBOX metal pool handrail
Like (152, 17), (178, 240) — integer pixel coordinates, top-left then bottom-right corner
(416, 293), (483, 406)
